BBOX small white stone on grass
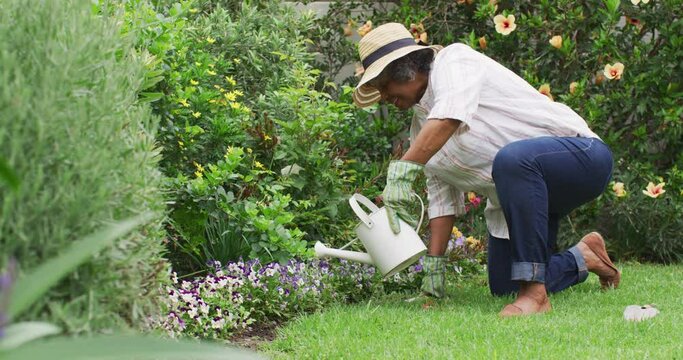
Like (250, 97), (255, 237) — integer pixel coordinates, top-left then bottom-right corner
(623, 304), (659, 322)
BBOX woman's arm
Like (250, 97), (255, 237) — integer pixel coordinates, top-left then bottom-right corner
(428, 215), (456, 256)
(402, 118), (462, 164)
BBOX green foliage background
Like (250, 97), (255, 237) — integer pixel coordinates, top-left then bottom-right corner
(0, 0), (168, 332)
(121, 0), (406, 273)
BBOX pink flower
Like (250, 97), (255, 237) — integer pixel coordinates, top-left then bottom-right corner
(642, 182), (665, 198)
(604, 63), (625, 80)
(612, 182), (627, 197)
(493, 14), (517, 35)
(538, 84), (554, 101)
(569, 82), (578, 94)
(467, 192), (482, 207)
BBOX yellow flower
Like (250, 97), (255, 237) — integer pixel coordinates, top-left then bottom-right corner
(494, 14), (517, 35)
(247, 148), (253, 154)
(226, 146), (235, 155)
(549, 35), (563, 49)
(254, 161), (265, 170)
(451, 227), (463, 239)
(233, 58), (241, 64)
(190, 79), (199, 86)
(194, 171), (203, 178)
(208, 63), (215, 68)
(192, 111), (201, 118)
(178, 140), (184, 147)
(207, 70), (217, 76)
(643, 182), (665, 198)
(478, 36), (487, 50)
(225, 92), (237, 102)
(206, 37), (216, 44)
(612, 182), (627, 197)
(264, 134), (272, 141)
(357, 21), (373, 37)
(230, 102), (240, 110)
(538, 84), (554, 101)
(604, 62), (625, 80)
(225, 76), (237, 86)
(569, 82), (578, 94)
(233, 90), (244, 96)
(631, 0), (650, 4)
(193, 161), (205, 173)
(466, 236), (480, 248)
(178, 98), (190, 107)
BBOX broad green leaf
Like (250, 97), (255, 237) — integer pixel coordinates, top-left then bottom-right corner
(8, 213), (154, 319)
(0, 322), (61, 350)
(2, 335), (263, 359)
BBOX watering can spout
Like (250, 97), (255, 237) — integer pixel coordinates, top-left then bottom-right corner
(314, 241), (374, 265)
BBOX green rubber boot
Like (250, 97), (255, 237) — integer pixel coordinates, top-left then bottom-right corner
(420, 255), (447, 298)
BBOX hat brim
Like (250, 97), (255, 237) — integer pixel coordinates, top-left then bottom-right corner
(353, 44), (442, 108)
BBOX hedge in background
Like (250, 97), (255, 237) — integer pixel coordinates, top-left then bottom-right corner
(0, 0), (168, 332)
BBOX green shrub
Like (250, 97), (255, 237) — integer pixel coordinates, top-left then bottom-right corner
(122, 1), (405, 272)
(0, 0), (168, 332)
(559, 162), (683, 262)
(310, 0), (683, 262)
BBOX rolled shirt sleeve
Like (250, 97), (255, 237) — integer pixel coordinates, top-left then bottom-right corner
(425, 171), (465, 219)
(410, 108), (465, 220)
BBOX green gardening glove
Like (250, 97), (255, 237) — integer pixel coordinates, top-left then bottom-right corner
(420, 255), (447, 298)
(383, 160), (424, 234)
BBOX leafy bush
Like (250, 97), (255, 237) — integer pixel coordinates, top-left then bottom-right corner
(309, 0), (683, 262)
(559, 162), (683, 262)
(0, 0), (168, 332)
(0, 215), (258, 359)
(115, 1), (405, 272)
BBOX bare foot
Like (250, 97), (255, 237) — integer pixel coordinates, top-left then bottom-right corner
(578, 232), (621, 289)
(499, 282), (552, 317)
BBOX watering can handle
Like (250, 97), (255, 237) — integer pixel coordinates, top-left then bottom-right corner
(349, 193), (425, 233)
(349, 193), (379, 228)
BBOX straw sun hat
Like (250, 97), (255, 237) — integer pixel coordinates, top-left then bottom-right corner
(353, 22), (442, 108)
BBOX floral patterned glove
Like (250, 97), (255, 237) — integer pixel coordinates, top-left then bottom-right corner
(420, 255), (447, 298)
(383, 160), (424, 234)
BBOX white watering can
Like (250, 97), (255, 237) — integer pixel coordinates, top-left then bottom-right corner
(314, 193), (427, 278)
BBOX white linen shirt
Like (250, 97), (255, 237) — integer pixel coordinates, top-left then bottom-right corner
(411, 43), (599, 239)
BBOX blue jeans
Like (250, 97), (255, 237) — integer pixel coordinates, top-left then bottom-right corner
(489, 136), (613, 294)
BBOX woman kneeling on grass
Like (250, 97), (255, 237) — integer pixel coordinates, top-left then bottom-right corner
(353, 23), (621, 317)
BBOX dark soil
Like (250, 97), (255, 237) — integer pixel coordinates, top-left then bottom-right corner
(229, 320), (283, 351)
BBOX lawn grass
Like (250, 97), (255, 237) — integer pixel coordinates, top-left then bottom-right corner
(264, 263), (683, 359)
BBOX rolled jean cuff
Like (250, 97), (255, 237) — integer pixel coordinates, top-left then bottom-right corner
(511, 262), (546, 283)
(568, 245), (589, 283)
